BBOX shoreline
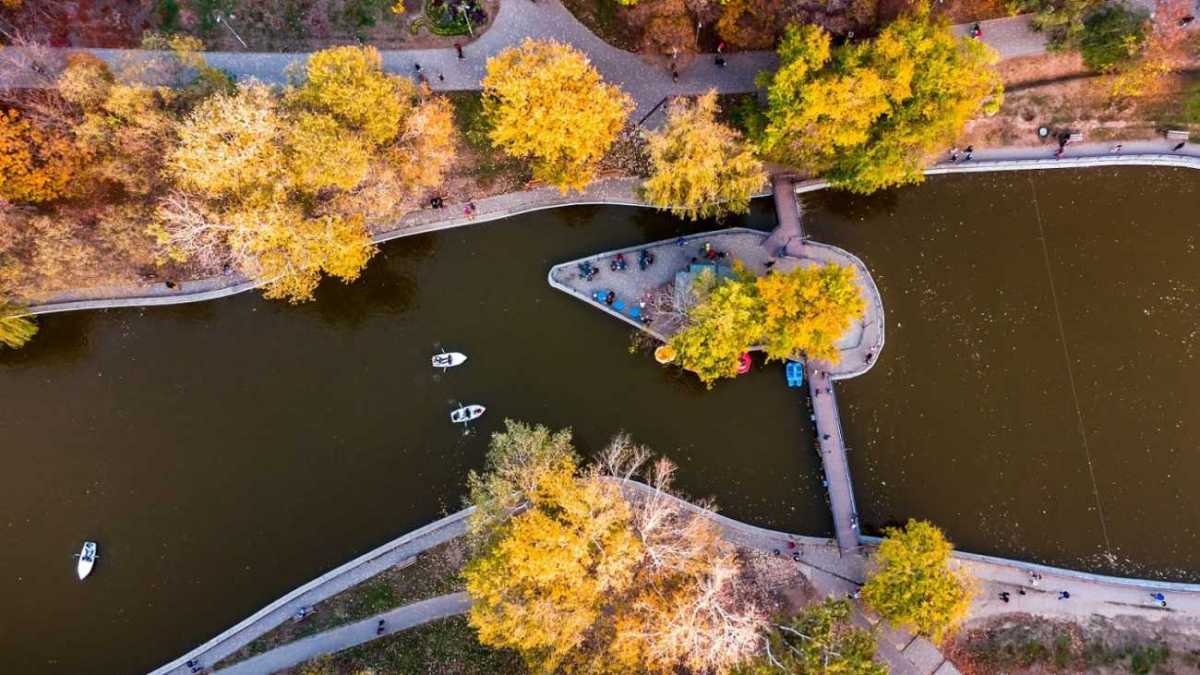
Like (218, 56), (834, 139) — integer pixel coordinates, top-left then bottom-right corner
(165, 481), (1200, 675)
(24, 151), (1199, 316)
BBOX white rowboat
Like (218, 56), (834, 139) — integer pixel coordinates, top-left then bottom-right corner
(432, 352), (468, 370)
(451, 405), (485, 424)
(77, 541), (97, 580)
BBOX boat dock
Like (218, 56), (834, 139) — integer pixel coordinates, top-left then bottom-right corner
(548, 185), (884, 554)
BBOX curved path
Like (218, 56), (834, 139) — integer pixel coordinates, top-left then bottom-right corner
(215, 592), (470, 675)
(7, 0), (775, 119)
(202, 480), (1200, 675)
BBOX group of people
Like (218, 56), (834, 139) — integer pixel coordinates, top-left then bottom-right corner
(948, 145), (974, 163)
(429, 196), (478, 219)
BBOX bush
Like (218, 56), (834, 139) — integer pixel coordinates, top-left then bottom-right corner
(1080, 4), (1148, 72)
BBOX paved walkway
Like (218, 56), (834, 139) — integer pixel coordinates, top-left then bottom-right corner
(149, 509), (472, 675)
(9, 0), (775, 120)
(808, 368), (861, 553)
(215, 592), (471, 675)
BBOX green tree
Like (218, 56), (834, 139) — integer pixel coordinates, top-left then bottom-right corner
(737, 598), (887, 674)
(759, 5), (1002, 194)
(861, 519), (973, 644)
(0, 304), (37, 349)
(465, 419), (580, 543)
(643, 91), (765, 221)
(1080, 4), (1148, 72)
(669, 270), (763, 387)
(482, 39), (632, 192)
(1014, 0), (1104, 51)
(756, 264), (865, 364)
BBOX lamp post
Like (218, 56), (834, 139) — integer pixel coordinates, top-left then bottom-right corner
(215, 13), (248, 49)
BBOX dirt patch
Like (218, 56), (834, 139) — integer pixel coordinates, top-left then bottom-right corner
(959, 70), (1200, 149)
(947, 613), (1200, 674)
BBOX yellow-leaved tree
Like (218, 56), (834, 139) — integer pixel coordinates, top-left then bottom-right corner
(162, 81), (376, 302)
(668, 262), (865, 386)
(861, 519), (974, 644)
(287, 45), (411, 146)
(464, 429), (642, 672)
(482, 39), (632, 192)
(669, 269), (763, 387)
(463, 422), (766, 673)
(643, 91), (766, 221)
(759, 4), (1002, 194)
(284, 111), (372, 193)
(0, 108), (80, 203)
(756, 263), (865, 363)
(0, 304), (38, 349)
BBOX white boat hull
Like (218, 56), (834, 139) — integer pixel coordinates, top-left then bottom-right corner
(77, 541), (97, 580)
(432, 352), (468, 369)
(451, 405), (485, 424)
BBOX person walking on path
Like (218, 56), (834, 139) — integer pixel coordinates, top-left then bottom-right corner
(671, 63), (679, 83)
(1152, 592), (1167, 607)
(949, 147), (959, 162)
(963, 145), (973, 161)
(1058, 590), (1071, 600)
(454, 43), (464, 59)
(1111, 143), (1123, 153)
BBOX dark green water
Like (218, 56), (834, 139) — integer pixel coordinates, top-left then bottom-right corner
(4, 167), (1200, 673)
(0, 205), (827, 674)
(806, 166), (1200, 582)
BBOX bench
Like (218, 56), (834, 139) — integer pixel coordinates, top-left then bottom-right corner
(1166, 129), (1191, 141)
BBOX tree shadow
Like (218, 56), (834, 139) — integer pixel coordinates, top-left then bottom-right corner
(297, 238), (435, 329)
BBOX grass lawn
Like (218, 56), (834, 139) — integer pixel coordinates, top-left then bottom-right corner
(216, 539), (466, 668)
(289, 615), (526, 675)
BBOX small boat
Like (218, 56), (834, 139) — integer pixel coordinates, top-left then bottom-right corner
(451, 404), (486, 425)
(432, 351), (468, 370)
(785, 361), (805, 388)
(76, 541), (97, 580)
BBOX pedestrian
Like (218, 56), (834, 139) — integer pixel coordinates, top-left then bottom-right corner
(1030, 572), (1042, 586)
(671, 63), (678, 83)
(671, 45), (679, 61)
(468, 200), (477, 216)
(963, 145), (974, 161)
(414, 62), (422, 73)
(999, 591), (1010, 603)
(1058, 590), (1071, 600)
(1110, 143), (1123, 153)
(822, 434), (831, 441)
(1018, 589), (1026, 596)
(865, 352), (874, 363)
(814, 389), (821, 397)
(1172, 141), (1186, 152)
(970, 22), (982, 39)
(715, 55), (726, 67)
(717, 41), (725, 54)
(1151, 592), (1167, 607)
(455, 42), (464, 59)
(949, 146), (959, 162)
(438, 72), (445, 82)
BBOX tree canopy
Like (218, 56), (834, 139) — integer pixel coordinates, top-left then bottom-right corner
(0, 304), (37, 349)
(1080, 4), (1148, 72)
(463, 422), (765, 673)
(643, 91), (765, 221)
(759, 5), (1003, 193)
(0, 108), (79, 203)
(482, 39), (632, 192)
(669, 263), (866, 386)
(861, 519), (973, 644)
(736, 598), (887, 674)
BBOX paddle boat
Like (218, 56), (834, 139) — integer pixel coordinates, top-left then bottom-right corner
(76, 541), (97, 580)
(451, 404), (486, 425)
(785, 361), (805, 388)
(432, 351), (468, 370)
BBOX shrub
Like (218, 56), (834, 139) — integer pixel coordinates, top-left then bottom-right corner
(1080, 4), (1148, 72)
